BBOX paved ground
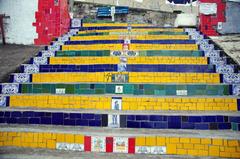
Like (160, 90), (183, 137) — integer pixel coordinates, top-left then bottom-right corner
(211, 35), (240, 65)
(0, 44), (43, 82)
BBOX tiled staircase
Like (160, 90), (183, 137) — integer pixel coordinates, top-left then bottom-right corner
(0, 23), (240, 158)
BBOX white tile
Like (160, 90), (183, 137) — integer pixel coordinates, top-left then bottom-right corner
(113, 137), (128, 153)
(135, 146), (151, 154)
(176, 90), (188, 96)
(91, 136), (106, 152)
(115, 85), (123, 94)
(150, 146), (167, 154)
(56, 88), (65, 94)
(111, 98), (122, 110)
(108, 114), (120, 128)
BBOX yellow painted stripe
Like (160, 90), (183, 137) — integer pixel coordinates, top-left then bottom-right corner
(31, 72), (220, 84)
(49, 57), (208, 65)
(61, 44), (198, 51)
(70, 35), (189, 41)
(9, 95), (237, 111)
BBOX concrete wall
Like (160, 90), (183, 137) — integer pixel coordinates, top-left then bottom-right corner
(0, 0), (38, 45)
(74, 0), (198, 13)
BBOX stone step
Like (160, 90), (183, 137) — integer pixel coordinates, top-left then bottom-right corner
(1, 94), (239, 111)
(0, 125), (239, 158)
(10, 72), (221, 84)
(51, 50), (204, 57)
(22, 64), (216, 73)
(0, 83), (233, 96)
(70, 35), (190, 41)
(0, 108), (239, 131)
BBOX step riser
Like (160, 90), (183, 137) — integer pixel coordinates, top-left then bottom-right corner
(0, 130), (239, 158)
(2, 95), (239, 112)
(0, 110), (239, 130)
(11, 72), (221, 84)
(0, 83), (233, 96)
(23, 64), (216, 73)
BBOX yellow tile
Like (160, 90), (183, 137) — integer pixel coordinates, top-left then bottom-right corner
(136, 136), (145, 146)
(177, 149), (187, 155)
(157, 137), (166, 146)
(146, 137), (156, 146)
(56, 133), (65, 142)
(167, 144), (177, 154)
(201, 138), (212, 145)
(75, 134), (84, 144)
(169, 137), (179, 143)
(184, 143), (194, 149)
(191, 138), (201, 144)
(65, 134), (75, 143)
(194, 144), (205, 150)
(228, 140), (239, 147)
(198, 150), (209, 156)
(212, 139), (223, 146)
(209, 146), (220, 157)
(188, 149), (199, 156)
(47, 139), (56, 149)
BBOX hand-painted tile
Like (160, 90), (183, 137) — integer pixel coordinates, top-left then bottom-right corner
(91, 136), (106, 152)
(111, 98), (122, 110)
(113, 137), (129, 153)
(1, 84), (19, 94)
(108, 114), (120, 128)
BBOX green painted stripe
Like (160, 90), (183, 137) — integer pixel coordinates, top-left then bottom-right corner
(55, 50), (111, 57)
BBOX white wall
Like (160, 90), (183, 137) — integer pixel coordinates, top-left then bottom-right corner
(0, 0), (38, 45)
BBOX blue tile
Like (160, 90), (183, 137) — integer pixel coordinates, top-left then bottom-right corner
(69, 113), (82, 119)
(11, 111), (22, 118)
(0, 112), (4, 117)
(41, 117), (52, 125)
(17, 118), (28, 124)
(136, 115), (149, 121)
(89, 120), (101, 127)
(22, 111), (35, 117)
(29, 118), (40, 124)
(127, 115), (135, 121)
(202, 116), (216, 122)
(64, 119), (75, 126)
(140, 122), (154, 128)
(127, 121), (140, 128)
(188, 116), (201, 122)
(94, 114), (101, 120)
(181, 122), (195, 129)
(237, 99), (240, 111)
(195, 123), (209, 130)
(149, 115), (164, 121)
(229, 117), (240, 123)
(52, 113), (64, 125)
(4, 112), (10, 117)
(218, 123), (231, 129)
(82, 113), (95, 120)
(168, 116), (181, 128)
(216, 116), (224, 122)
(0, 118), (5, 123)
(76, 120), (89, 126)
(6, 118), (17, 124)
(154, 122), (168, 129)
(34, 112), (45, 117)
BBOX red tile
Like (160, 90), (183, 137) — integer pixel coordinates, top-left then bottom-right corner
(128, 138), (135, 154)
(84, 136), (91, 152)
(106, 137), (113, 153)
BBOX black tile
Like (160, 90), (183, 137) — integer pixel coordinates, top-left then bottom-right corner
(181, 116), (188, 122)
(224, 116), (229, 122)
(90, 84), (95, 89)
(120, 115), (127, 128)
(101, 114), (108, 127)
(209, 123), (218, 130)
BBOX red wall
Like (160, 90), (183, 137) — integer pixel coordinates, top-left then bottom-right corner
(199, 0), (226, 36)
(33, 0), (70, 45)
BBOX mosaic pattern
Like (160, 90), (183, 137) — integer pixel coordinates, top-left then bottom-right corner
(13, 74), (30, 83)
(216, 65), (234, 74)
(71, 18), (82, 28)
(40, 50), (55, 57)
(223, 73), (240, 84)
(1, 84), (19, 94)
(0, 96), (7, 107)
(56, 143), (84, 151)
(233, 85), (240, 96)
(23, 64), (39, 74)
(33, 57), (48, 65)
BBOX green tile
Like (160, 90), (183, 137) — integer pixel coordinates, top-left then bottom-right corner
(95, 89), (105, 94)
